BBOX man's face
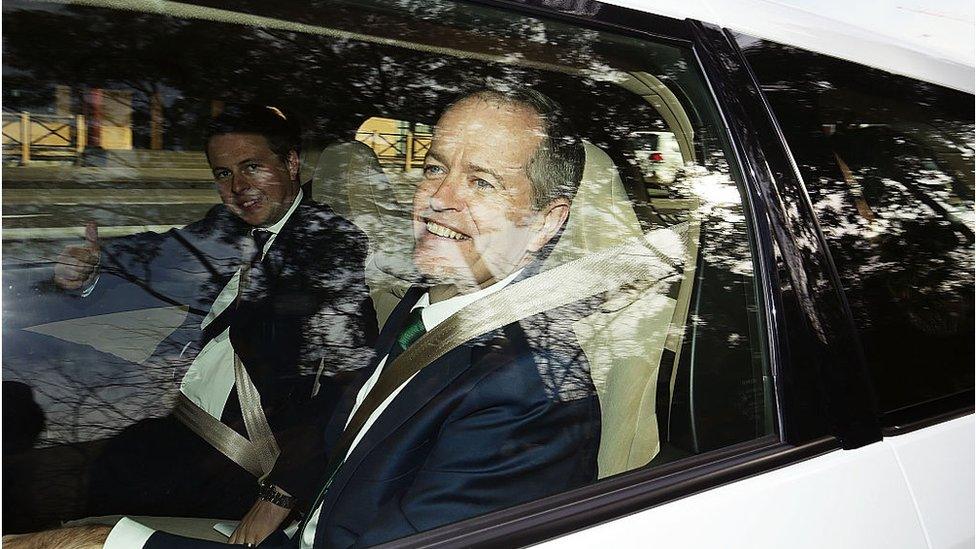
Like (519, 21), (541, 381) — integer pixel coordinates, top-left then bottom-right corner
(413, 98), (569, 290)
(207, 133), (300, 227)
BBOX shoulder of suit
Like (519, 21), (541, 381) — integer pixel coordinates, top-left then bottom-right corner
(192, 203), (237, 229)
(466, 314), (597, 404)
(291, 201), (368, 243)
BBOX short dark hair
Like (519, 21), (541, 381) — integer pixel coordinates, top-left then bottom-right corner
(205, 104), (301, 164)
(446, 88), (584, 209)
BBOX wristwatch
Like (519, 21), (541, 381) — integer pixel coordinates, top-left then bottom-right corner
(257, 481), (297, 509)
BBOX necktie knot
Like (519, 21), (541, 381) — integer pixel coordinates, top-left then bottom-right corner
(249, 229), (273, 265)
(395, 308), (426, 352)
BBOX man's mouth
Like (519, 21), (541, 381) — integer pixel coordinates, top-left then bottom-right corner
(425, 220), (469, 241)
(239, 197), (262, 210)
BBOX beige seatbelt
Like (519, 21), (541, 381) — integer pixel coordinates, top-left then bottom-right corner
(833, 151), (877, 221)
(665, 216), (701, 402)
(173, 354), (280, 479)
(173, 248), (281, 480)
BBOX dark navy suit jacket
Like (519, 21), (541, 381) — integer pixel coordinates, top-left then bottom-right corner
(146, 281), (601, 548)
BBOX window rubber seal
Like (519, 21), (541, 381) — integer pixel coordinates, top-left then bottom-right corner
(374, 435), (839, 549)
(881, 390), (975, 436)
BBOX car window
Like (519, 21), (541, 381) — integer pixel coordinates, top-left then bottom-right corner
(4, 0), (771, 541)
(737, 35), (975, 419)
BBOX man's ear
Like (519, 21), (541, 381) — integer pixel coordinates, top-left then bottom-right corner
(528, 197), (570, 253)
(286, 150), (300, 181)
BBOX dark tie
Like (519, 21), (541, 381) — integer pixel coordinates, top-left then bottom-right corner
(198, 229), (272, 351)
(239, 228), (272, 297)
(249, 228), (272, 266)
(386, 307), (426, 364)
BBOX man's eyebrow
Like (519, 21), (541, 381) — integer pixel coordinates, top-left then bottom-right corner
(468, 162), (505, 183)
(425, 149), (447, 165)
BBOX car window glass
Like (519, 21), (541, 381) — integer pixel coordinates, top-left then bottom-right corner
(4, 0), (771, 540)
(737, 35), (975, 417)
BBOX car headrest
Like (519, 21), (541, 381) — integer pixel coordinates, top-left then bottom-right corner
(313, 140), (392, 227)
(544, 141), (643, 269)
(313, 140), (417, 280)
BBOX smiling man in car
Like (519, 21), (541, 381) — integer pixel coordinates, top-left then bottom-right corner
(9, 88), (602, 549)
(42, 104), (375, 545)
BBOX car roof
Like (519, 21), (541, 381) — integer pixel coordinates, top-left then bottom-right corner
(602, 0), (976, 93)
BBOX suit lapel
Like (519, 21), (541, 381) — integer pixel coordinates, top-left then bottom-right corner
(315, 342), (474, 536)
(257, 204), (308, 283)
(376, 286), (426, 362)
(314, 286), (479, 527)
(320, 286), (426, 451)
(239, 203), (323, 307)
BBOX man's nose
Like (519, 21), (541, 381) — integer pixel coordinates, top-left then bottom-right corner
(230, 172), (250, 194)
(428, 175), (463, 211)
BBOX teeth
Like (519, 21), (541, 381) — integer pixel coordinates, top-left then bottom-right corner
(426, 221), (467, 240)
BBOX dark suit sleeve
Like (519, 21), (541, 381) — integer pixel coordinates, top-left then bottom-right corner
(352, 361), (600, 547)
(39, 225), (176, 307)
(94, 206), (230, 311)
(263, 214), (378, 503)
(261, 379), (348, 503)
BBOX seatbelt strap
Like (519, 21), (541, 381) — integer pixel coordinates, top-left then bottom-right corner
(173, 240), (281, 480)
(302, 223), (687, 526)
(665, 217), (701, 404)
(833, 151), (876, 221)
(173, 353), (280, 479)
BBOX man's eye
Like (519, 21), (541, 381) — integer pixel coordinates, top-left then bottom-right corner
(213, 170), (230, 180)
(474, 178), (496, 190)
(423, 164), (445, 177)
(244, 163), (260, 173)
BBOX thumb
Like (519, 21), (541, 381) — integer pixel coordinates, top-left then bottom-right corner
(85, 221), (100, 250)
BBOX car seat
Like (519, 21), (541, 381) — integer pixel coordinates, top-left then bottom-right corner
(312, 140), (417, 329)
(314, 139), (702, 478)
(543, 141), (700, 478)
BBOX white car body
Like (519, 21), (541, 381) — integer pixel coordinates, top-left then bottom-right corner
(543, 415), (974, 548)
(602, 0), (975, 92)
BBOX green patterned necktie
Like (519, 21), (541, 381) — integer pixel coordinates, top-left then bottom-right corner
(394, 308), (427, 353)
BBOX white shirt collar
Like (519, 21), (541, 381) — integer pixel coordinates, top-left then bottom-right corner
(253, 188), (303, 237)
(412, 268), (524, 330)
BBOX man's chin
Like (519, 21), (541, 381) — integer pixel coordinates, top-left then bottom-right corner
(232, 207), (271, 227)
(413, 256), (471, 288)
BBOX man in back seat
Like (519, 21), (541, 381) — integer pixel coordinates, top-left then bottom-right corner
(11, 88), (603, 549)
(52, 104), (376, 540)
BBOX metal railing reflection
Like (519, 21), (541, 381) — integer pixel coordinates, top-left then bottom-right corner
(355, 130), (432, 171)
(2, 112), (87, 165)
